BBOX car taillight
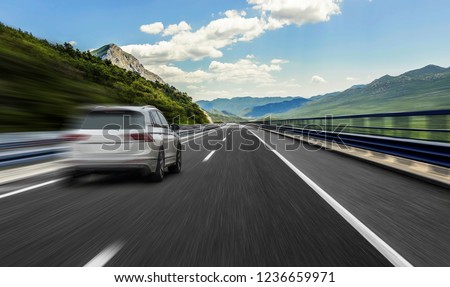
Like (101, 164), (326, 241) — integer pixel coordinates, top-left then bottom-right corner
(62, 134), (90, 141)
(127, 133), (154, 142)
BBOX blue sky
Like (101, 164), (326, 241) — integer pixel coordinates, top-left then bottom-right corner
(1, 0), (450, 100)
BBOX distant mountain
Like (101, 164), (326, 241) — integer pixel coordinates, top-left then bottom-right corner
(207, 109), (244, 123)
(197, 96), (304, 117)
(91, 44), (164, 83)
(244, 98), (310, 117)
(401, 64), (447, 78)
(279, 64), (450, 118)
(349, 84), (366, 90)
(220, 110), (235, 116)
(308, 91), (341, 101)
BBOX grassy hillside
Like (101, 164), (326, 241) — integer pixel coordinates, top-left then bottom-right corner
(207, 110), (244, 123)
(280, 65), (450, 118)
(0, 23), (207, 132)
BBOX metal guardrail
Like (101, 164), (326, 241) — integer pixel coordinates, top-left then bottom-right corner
(259, 124), (450, 168)
(255, 109), (450, 143)
(0, 139), (62, 150)
(0, 132), (65, 168)
(0, 147), (67, 168)
(0, 125), (221, 169)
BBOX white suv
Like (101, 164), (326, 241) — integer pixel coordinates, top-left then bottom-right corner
(63, 106), (181, 182)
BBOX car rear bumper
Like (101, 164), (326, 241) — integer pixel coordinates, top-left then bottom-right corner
(64, 155), (158, 173)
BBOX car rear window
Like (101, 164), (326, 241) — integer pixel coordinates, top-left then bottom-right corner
(80, 110), (145, 130)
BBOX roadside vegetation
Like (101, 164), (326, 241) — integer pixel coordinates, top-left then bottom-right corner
(0, 22), (207, 132)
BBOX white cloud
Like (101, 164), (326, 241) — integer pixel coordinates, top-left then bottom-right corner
(265, 17), (286, 30)
(162, 21), (192, 36)
(195, 89), (235, 100)
(258, 78), (301, 90)
(271, 59), (289, 64)
(145, 64), (212, 84)
(246, 54), (256, 59)
(311, 75), (327, 83)
(209, 59), (281, 84)
(248, 0), (342, 28)
(140, 22), (164, 34)
(146, 58), (284, 85)
(124, 11), (265, 64)
(124, 1), (342, 64)
(225, 10), (248, 18)
(346, 76), (358, 81)
(68, 41), (77, 46)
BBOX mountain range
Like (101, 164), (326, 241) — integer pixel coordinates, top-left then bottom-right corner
(197, 64), (450, 120)
(282, 64), (450, 118)
(197, 96), (304, 118)
(87, 42), (450, 121)
(245, 97), (310, 117)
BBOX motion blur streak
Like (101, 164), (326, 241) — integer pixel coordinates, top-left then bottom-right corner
(0, 179), (61, 200)
(0, 124), (449, 266)
(248, 129), (413, 267)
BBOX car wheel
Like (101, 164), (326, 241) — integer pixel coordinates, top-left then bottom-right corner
(61, 169), (83, 186)
(151, 149), (165, 182)
(168, 144), (182, 174)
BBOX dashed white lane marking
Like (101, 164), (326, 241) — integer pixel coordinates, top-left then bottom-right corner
(84, 242), (124, 267)
(222, 137), (227, 142)
(248, 129), (413, 267)
(202, 150), (217, 162)
(0, 179), (62, 200)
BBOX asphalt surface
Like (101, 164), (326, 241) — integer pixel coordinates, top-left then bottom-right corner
(0, 124), (448, 266)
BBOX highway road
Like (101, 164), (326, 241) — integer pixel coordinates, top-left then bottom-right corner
(0, 124), (449, 266)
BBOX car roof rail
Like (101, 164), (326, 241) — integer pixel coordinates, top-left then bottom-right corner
(142, 105), (156, 109)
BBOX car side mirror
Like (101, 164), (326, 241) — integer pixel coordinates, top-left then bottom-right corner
(170, 124), (180, 131)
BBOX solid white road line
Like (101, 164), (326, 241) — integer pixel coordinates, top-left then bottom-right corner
(248, 129), (413, 267)
(84, 242), (124, 267)
(202, 150), (217, 162)
(0, 179), (62, 200)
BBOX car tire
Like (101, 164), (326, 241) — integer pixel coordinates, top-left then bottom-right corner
(168, 144), (182, 174)
(151, 149), (165, 182)
(61, 169), (83, 186)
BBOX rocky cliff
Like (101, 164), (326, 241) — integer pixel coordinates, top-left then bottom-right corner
(91, 44), (165, 83)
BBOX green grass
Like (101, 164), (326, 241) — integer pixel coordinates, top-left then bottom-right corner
(206, 110), (245, 123)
